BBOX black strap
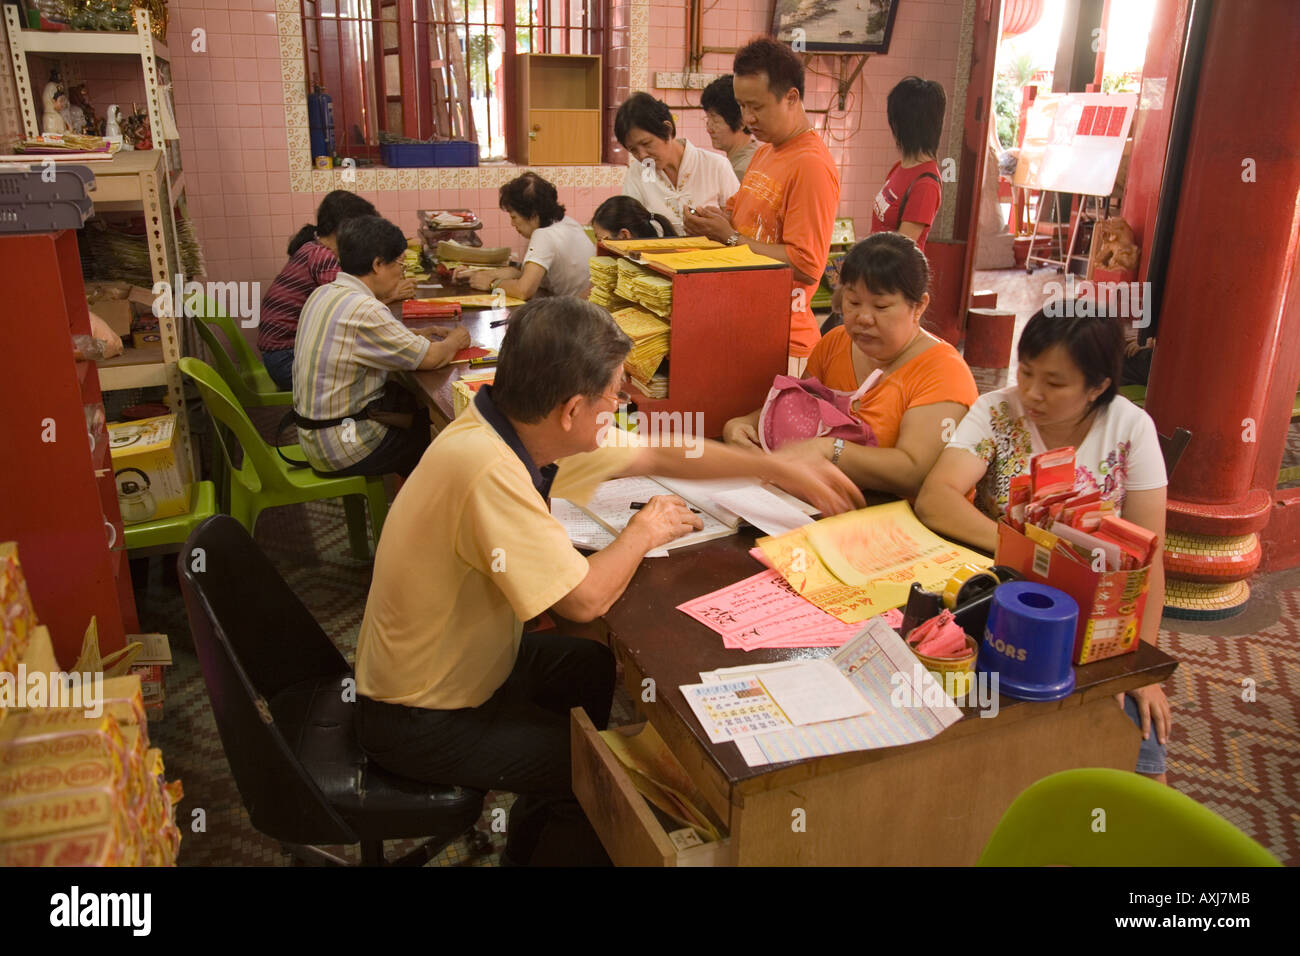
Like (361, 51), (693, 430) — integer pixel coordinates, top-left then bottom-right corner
(275, 407), (373, 469)
(895, 172), (941, 230)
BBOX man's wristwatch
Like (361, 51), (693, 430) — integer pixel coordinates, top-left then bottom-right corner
(831, 438), (845, 465)
(725, 231), (742, 246)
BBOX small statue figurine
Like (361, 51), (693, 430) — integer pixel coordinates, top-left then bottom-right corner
(67, 84), (97, 136)
(124, 108), (153, 150)
(105, 104), (128, 149)
(42, 81), (69, 135)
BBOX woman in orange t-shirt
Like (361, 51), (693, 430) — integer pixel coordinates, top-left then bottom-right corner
(723, 232), (978, 498)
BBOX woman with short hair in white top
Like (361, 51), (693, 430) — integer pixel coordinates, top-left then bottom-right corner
(459, 172), (595, 300)
(616, 92), (739, 235)
(916, 307), (1172, 781)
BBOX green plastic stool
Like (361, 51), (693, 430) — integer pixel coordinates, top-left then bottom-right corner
(978, 768), (1281, 867)
(123, 480), (218, 551)
(179, 358), (388, 560)
(190, 296), (292, 408)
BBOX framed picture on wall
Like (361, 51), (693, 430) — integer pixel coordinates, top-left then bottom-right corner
(771, 0), (902, 54)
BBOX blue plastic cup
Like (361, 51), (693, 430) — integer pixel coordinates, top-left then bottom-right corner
(977, 582), (1079, 701)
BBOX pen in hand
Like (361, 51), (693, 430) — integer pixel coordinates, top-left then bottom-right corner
(630, 501), (701, 513)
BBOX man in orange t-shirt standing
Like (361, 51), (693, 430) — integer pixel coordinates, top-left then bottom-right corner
(684, 36), (840, 375)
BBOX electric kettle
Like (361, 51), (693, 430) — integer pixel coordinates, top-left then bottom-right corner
(115, 467), (157, 523)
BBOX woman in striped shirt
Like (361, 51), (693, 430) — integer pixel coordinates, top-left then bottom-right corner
(258, 191), (414, 390)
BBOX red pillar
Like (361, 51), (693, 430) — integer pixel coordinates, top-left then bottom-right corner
(1123, 0), (1191, 264)
(1144, 0), (1300, 609)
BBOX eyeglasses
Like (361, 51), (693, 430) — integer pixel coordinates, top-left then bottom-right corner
(596, 375), (632, 407)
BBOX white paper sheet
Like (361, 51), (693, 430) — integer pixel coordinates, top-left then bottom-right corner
(713, 486), (815, 536)
(551, 498), (617, 550)
(754, 659), (872, 725)
(577, 476), (734, 552)
(654, 475), (816, 528)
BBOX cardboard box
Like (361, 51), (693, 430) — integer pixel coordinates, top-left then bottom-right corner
(128, 633), (170, 719)
(452, 371), (494, 417)
(108, 416), (191, 524)
(127, 285), (157, 309)
(83, 280), (131, 303)
(995, 521), (1152, 664)
(131, 331), (162, 349)
(89, 299), (134, 337)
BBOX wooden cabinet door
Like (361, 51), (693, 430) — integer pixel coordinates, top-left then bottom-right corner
(526, 109), (601, 165)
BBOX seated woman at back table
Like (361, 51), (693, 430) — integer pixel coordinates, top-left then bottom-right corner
(456, 172), (594, 300)
(722, 232), (978, 499)
(590, 195), (678, 242)
(258, 190), (415, 391)
(915, 307), (1172, 781)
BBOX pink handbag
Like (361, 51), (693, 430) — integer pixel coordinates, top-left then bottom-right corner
(758, 369), (883, 453)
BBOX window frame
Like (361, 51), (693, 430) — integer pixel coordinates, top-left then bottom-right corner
(298, 0), (609, 165)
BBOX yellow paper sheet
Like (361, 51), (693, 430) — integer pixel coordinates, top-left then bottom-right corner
(637, 246), (784, 273)
(601, 236), (721, 254)
(758, 501), (992, 623)
(610, 306), (669, 338)
(599, 724), (720, 843)
(419, 293), (525, 308)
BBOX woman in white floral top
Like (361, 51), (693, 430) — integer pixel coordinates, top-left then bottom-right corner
(916, 307), (1171, 781)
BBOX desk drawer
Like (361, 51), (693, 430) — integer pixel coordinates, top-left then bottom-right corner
(571, 708), (732, 866)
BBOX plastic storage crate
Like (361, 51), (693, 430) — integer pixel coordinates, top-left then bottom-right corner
(0, 165), (96, 233)
(380, 141), (479, 168)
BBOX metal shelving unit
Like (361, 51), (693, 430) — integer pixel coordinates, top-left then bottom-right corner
(4, 6), (196, 475)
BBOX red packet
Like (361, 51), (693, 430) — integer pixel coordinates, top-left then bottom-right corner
(453, 346), (494, 363)
(1096, 514), (1158, 567)
(1031, 446), (1076, 498)
(402, 299), (462, 320)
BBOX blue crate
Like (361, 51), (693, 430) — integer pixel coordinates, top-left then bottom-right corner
(380, 141), (479, 168)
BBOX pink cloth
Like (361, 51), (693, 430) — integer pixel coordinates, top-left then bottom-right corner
(758, 371), (882, 453)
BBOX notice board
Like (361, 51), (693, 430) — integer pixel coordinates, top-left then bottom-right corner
(1013, 92), (1138, 196)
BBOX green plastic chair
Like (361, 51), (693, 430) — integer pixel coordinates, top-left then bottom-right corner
(1119, 384), (1147, 407)
(123, 480), (219, 551)
(978, 768), (1281, 866)
(190, 296), (292, 408)
(178, 357), (388, 560)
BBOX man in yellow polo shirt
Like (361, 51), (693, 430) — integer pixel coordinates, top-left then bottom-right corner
(354, 296), (863, 866)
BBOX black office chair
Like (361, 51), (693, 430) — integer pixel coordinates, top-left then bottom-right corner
(178, 515), (487, 866)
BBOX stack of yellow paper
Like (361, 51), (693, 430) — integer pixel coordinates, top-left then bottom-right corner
(614, 257), (644, 302)
(635, 368), (669, 398)
(589, 256), (619, 307)
(632, 272), (674, 317)
(611, 307), (671, 384)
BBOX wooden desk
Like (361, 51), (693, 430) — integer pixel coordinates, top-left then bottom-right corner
(571, 533), (1178, 866)
(398, 283), (513, 429)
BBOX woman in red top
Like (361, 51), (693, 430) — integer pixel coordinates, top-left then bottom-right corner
(825, 77), (949, 334)
(871, 76), (947, 250)
(258, 191), (413, 390)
